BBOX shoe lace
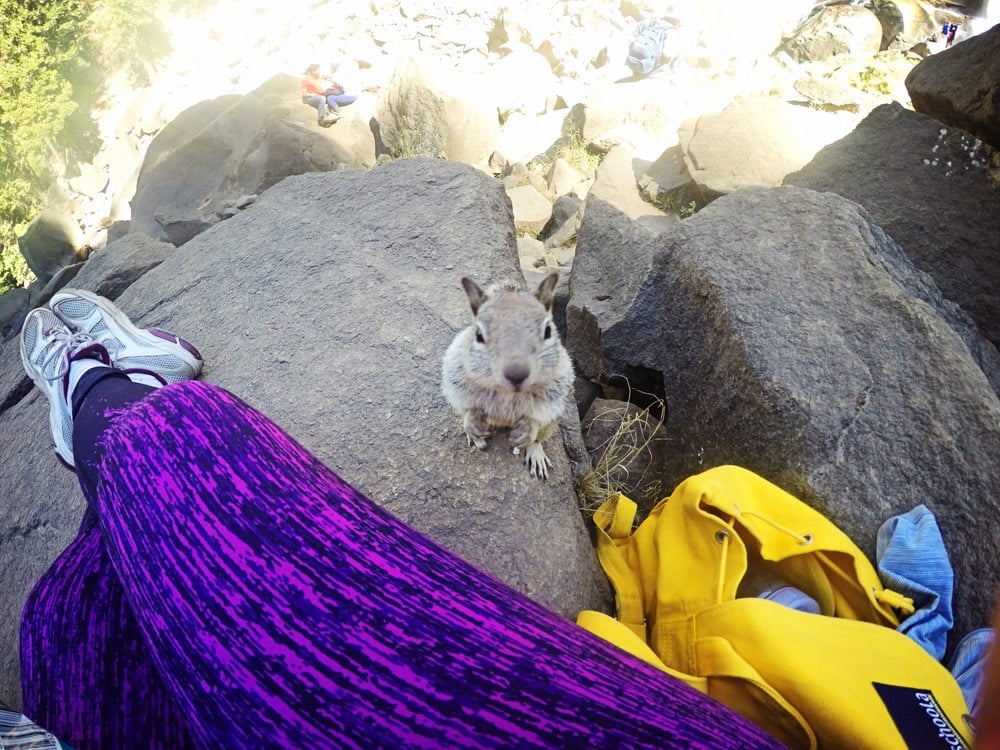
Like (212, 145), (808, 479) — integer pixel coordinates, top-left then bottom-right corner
(38, 328), (100, 382)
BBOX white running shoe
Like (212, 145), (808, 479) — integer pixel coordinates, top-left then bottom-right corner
(49, 289), (203, 385)
(20, 308), (111, 466)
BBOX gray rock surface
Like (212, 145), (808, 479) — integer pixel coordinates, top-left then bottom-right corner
(566, 185), (1000, 650)
(63, 233), (176, 303)
(128, 74), (358, 245)
(871, 0), (936, 51)
(565, 196), (662, 387)
(375, 56), (501, 167)
(905, 22), (1000, 149)
(4, 0), (1000, 719)
(16, 187), (86, 285)
(638, 145), (695, 203)
(589, 146), (676, 233)
(0, 288), (31, 343)
(0, 158), (611, 708)
(779, 5), (884, 62)
(784, 102), (1000, 351)
(678, 98), (860, 195)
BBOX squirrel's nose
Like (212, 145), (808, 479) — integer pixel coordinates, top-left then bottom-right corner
(504, 362), (530, 390)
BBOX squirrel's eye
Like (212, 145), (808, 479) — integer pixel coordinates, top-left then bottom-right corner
(475, 326), (485, 344)
(543, 323), (552, 340)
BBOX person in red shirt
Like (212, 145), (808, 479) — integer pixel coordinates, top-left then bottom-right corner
(301, 63), (341, 127)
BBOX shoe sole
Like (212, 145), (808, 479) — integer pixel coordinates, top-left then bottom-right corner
(18, 308), (85, 468)
(49, 289), (204, 383)
(19, 309), (62, 405)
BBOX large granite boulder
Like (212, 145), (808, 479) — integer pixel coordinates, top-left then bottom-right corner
(778, 5), (884, 62)
(58, 233), (176, 304)
(0, 158), (611, 709)
(16, 186), (86, 285)
(374, 55), (501, 168)
(678, 99), (859, 195)
(566, 185), (1000, 651)
(128, 74), (359, 246)
(588, 145), (675, 233)
(785, 102), (1000, 349)
(905, 22), (1000, 149)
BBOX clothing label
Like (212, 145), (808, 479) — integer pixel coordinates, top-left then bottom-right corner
(872, 682), (970, 749)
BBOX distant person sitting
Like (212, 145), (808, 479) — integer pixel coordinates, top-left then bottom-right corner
(301, 63), (337, 126)
(301, 62), (354, 127)
(325, 60), (358, 111)
(626, 17), (680, 78)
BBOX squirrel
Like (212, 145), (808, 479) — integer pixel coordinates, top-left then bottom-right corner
(441, 272), (574, 480)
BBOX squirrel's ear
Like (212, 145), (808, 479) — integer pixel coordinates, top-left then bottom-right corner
(535, 272), (559, 310)
(461, 277), (488, 314)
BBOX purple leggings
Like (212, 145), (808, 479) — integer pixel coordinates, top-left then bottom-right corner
(20, 376), (783, 749)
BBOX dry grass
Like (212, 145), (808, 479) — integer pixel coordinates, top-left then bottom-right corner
(553, 132), (603, 179)
(576, 391), (667, 521)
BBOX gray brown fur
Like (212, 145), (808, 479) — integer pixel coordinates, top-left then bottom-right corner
(441, 273), (574, 479)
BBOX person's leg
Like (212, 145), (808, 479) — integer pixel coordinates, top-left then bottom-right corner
(18, 294), (206, 747)
(71, 369), (154, 503)
(20, 515), (196, 750)
(21, 369), (192, 749)
(323, 95), (341, 120)
(84, 379), (783, 749)
(304, 93), (326, 121)
(328, 93), (357, 107)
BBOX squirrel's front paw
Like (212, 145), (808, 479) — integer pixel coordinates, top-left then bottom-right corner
(508, 416), (537, 451)
(463, 411), (492, 451)
(466, 432), (488, 450)
(522, 442), (552, 480)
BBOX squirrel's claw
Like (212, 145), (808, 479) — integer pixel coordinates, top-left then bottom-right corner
(522, 442), (552, 480)
(466, 433), (488, 451)
(463, 411), (492, 450)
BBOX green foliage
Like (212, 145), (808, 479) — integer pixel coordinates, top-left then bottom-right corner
(84, 0), (172, 85)
(0, 0), (173, 293)
(852, 51), (912, 99)
(389, 104), (446, 160)
(677, 200), (699, 219)
(0, 0), (87, 292)
(856, 64), (893, 96)
(0, 0), (85, 178)
(393, 123), (422, 159)
(526, 132), (603, 189)
(0, 243), (32, 293)
(0, 176), (39, 292)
